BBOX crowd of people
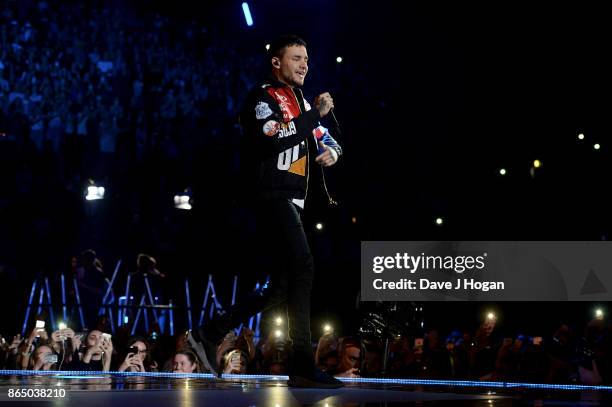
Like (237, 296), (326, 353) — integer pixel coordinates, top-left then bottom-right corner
(1, 312), (609, 385)
(0, 0), (268, 283)
(0, 0), (254, 171)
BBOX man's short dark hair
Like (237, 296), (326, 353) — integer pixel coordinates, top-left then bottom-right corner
(268, 35), (307, 59)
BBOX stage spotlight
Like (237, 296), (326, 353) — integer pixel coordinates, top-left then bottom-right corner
(323, 324), (332, 333)
(275, 317), (282, 326)
(315, 222), (323, 230)
(274, 329), (282, 338)
(533, 159), (542, 168)
(265, 43), (270, 51)
(578, 133), (585, 140)
(85, 181), (105, 201)
(336, 56), (343, 63)
(241, 2), (253, 27)
(174, 189), (192, 210)
(499, 168), (507, 176)
(595, 308), (604, 319)
(594, 143), (601, 150)
(435, 217), (443, 226)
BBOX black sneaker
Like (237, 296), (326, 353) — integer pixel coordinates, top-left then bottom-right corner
(186, 330), (220, 377)
(288, 368), (345, 389)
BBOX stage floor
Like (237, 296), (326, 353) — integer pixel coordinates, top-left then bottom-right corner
(0, 372), (609, 406)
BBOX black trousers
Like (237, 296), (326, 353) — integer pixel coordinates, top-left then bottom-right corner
(202, 198), (315, 373)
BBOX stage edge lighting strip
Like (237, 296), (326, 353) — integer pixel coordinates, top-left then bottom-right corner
(1, 370), (611, 391)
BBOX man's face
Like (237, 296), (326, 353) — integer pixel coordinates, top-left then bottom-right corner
(273, 45), (308, 88)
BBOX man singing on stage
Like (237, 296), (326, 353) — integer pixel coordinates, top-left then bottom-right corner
(188, 34), (343, 388)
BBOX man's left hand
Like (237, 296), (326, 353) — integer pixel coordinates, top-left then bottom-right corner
(316, 141), (339, 167)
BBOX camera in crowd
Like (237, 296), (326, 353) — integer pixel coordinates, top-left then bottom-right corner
(358, 301), (422, 340)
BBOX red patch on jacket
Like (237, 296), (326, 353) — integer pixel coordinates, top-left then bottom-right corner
(267, 87), (301, 122)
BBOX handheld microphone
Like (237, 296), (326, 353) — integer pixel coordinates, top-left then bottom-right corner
(329, 109), (342, 136)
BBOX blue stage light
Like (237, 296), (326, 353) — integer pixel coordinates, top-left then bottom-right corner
(242, 3), (253, 27)
(221, 373), (288, 381)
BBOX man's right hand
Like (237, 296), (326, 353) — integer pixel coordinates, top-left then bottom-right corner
(314, 92), (334, 118)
